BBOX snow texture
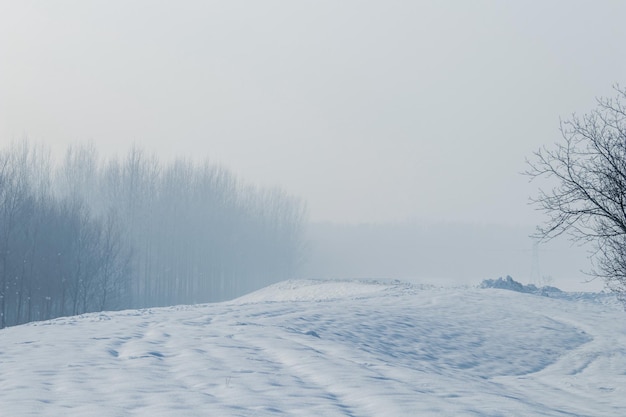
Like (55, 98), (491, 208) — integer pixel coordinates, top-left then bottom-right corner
(1, 279), (625, 416)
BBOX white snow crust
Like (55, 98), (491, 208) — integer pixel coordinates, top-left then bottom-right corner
(1, 279), (625, 416)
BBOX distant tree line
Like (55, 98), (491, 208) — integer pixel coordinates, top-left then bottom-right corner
(0, 141), (307, 328)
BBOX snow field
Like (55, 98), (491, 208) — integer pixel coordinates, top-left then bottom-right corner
(1, 279), (625, 416)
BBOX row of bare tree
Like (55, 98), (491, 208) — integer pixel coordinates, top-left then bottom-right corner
(0, 141), (306, 327)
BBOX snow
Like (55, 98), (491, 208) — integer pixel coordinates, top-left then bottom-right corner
(1, 279), (625, 416)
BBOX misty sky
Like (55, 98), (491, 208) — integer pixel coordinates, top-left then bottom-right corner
(2, 1), (626, 225)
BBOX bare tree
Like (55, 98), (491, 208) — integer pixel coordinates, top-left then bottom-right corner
(0, 139), (307, 327)
(527, 86), (626, 298)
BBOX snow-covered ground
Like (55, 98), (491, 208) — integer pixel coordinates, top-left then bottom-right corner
(1, 279), (625, 416)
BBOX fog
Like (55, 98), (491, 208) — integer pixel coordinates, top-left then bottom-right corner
(302, 222), (596, 292)
(1, 1), (625, 301)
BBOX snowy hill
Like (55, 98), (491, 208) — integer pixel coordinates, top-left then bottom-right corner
(1, 279), (625, 416)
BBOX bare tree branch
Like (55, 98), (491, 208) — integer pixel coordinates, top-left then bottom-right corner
(527, 86), (626, 301)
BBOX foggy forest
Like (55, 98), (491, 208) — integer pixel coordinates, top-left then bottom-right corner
(0, 140), (307, 328)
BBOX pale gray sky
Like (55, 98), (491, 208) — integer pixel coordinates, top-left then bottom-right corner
(2, 1), (626, 225)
